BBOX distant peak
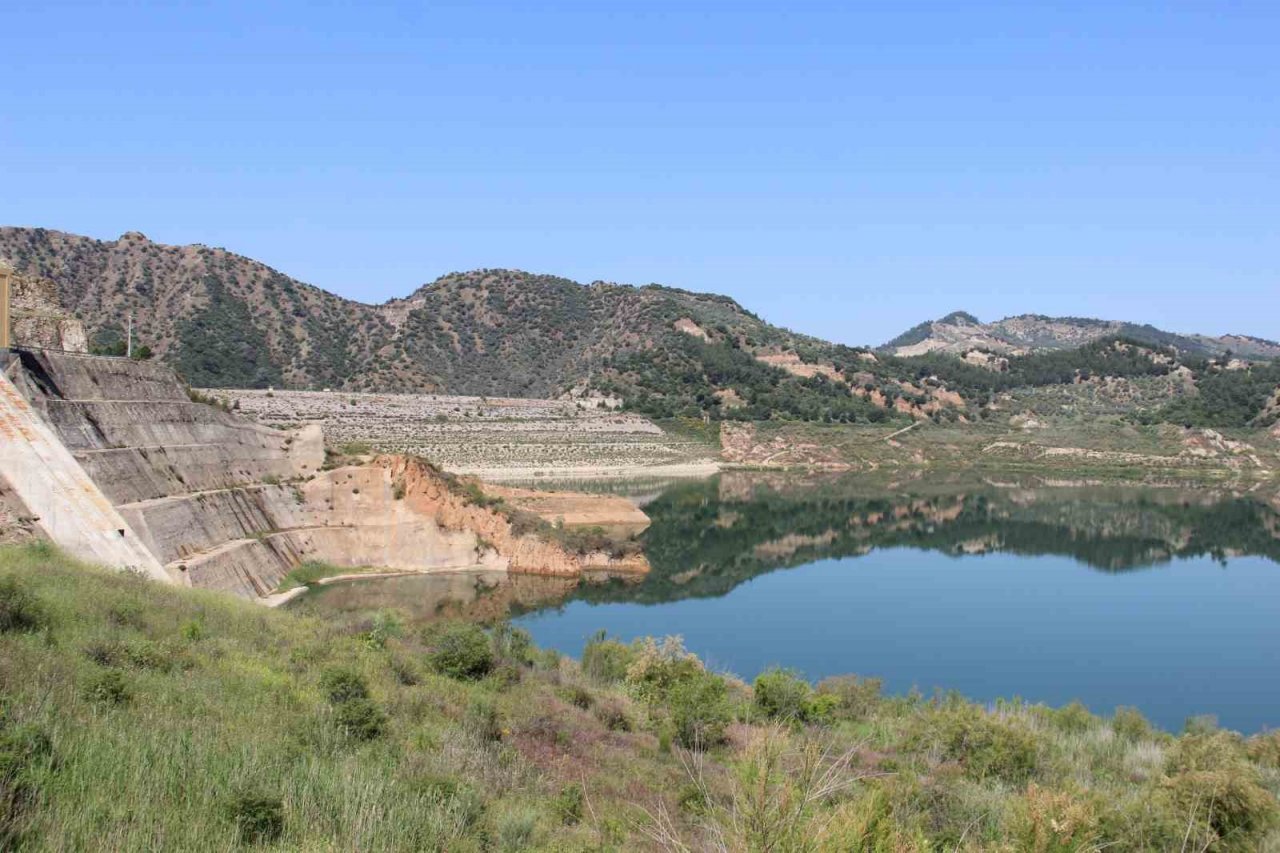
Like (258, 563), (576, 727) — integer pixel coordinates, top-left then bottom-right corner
(937, 311), (980, 326)
(117, 231), (149, 243)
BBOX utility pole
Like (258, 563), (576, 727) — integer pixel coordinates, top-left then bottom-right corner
(0, 260), (11, 350)
(126, 311), (133, 359)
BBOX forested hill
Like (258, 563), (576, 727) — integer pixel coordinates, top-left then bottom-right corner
(882, 309), (1280, 360)
(2, 226), (1277, 428)
(0, 226), (887, 420)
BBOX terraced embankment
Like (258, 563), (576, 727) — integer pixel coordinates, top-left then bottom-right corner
(214, 387), (719, 480)
(2, 350), (649, 600)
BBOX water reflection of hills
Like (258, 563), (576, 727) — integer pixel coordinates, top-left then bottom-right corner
(296, 475), (1280, 620)
(572, 474), (1280, 606)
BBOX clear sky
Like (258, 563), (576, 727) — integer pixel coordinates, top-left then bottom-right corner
(3, 1), (1276, 346)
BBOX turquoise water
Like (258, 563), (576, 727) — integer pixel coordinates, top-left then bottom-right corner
(516, 548), (1279, 733)
(300, 477), (1280, 732)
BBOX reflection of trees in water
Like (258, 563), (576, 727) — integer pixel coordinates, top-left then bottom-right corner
(294, 479), (1280, 621)
(573, 478), (1280, 606)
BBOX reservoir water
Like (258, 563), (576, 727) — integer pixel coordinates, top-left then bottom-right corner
(295, 475), (1280, 733)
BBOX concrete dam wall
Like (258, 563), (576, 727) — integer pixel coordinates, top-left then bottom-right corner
(2, 349), (647, 599)
(0, 356), (168, 578)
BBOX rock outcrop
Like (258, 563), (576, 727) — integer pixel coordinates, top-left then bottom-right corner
(7, 268), (88, 352)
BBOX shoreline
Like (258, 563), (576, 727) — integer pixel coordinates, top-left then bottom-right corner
(447, 459), (722, 482)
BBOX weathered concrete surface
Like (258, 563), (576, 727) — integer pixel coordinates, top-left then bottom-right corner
(0, 477), (41, 545)
(4, 350), (648, 600)
(0, 369), (167, 578)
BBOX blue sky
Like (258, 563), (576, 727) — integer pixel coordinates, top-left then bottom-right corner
(3, 0), (1277, 346)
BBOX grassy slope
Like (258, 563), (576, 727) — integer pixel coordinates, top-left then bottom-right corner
(2, 543), (1278, 851)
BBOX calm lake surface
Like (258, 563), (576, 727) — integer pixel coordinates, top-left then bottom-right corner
(295, 474), (1280, 733)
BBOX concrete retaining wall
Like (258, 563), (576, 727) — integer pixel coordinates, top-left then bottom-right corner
(0, 368), (168, 579)
(5, 351), (496, 597)
(4, 350), (641, 600)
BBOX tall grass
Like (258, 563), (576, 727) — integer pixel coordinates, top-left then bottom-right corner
(1, 542), (1277, 851)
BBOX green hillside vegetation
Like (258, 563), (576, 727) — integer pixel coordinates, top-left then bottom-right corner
(882, 310), (981, 349)
(877, 337), (1174, 398)
(1147, 360), (1280, 428)
(2, 543), (1277, 851)
(1, 227), (1276, 430)
(600, 335), (888, 422)
(876, 338), (1280, 428)
(883, 311), (1280, 360)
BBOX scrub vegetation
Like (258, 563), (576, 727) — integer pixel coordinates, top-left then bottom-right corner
(1, 542), (1278, 851)
(9, 228), (1276, 432)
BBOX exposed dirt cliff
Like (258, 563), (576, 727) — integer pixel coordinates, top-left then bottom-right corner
(377, 456), (650, 576)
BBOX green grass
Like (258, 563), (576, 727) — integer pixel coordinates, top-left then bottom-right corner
(274, 559), (378, 591)
(1, 542), (1278, 851)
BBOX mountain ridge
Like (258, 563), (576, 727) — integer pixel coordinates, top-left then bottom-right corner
(882, 310), (1280, 360)
(0, 226), (843, 405)
(2, 226), (1277, 428)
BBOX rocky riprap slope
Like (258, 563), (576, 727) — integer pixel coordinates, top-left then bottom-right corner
(216, 387), (717, 478)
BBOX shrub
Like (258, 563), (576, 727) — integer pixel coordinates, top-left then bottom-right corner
(927, 708), (1039, 784)
(669, 673), (731, 749)
(494, 806), (539, 852)
(625, 636), (703, 703)
(581, 631), (634, 683)
(0, 577), (47, 634)
(593, 696), (632, 732)
(816, 674), (883, 720)
(677, 782), (709, 815)
(334, 698), (386, 742)
(802, 692), (840, 725)
(228, 790), (284, 845)
(1183, 714), (1220, 736)
(361, 611), (403, 650)
(86, 637), (182, 672)
(491, 622), (532, 666)
(319, 667), (368, 704)
(1052, 701), (1095, 734)
(0, 720), (53, 842)
(106, 598), (145, 629)
(564, 684), (593, 710)
(1164, 733), (1279, 850)
(1006, 784), (1101, 853)
(1245, 730), (1280, 768)
(84, 669), (131, 706)
(389, 656), (419, 686)
(426, 623), (494, 680)
(1111, 706), (1152, 742)
(411, 775), (485, 829)
(463, 697), (502, 743)
(553, 783), (584, 825)
(753, 667), (813, 722)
